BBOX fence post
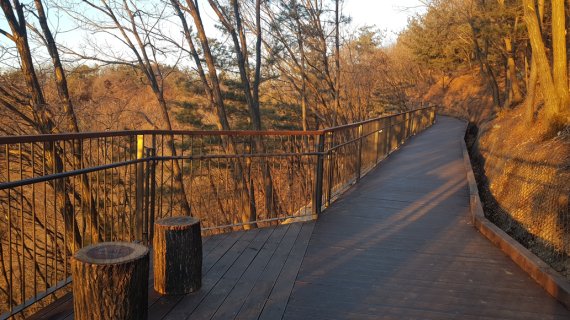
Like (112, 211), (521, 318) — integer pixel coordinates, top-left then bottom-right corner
(326, 131), (334, 207)
(410, 110), (417, 137)
(148, 134), (157, 245)
(385, 117), (391, 156)
(313, 133), (326, 216)
(374, 120), (380, 165)
(135, 135), (145, 242)
(356, 124), (363, 182)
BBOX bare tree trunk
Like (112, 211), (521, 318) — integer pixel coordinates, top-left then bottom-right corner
(106, 0), (192, 217)
(209, 0), (284, 224)
(181, 0), (231, 132)
(504, 34), (523, 107)
(34, 0), (101, 243)
(552, 0), (569, 108)
(334, 0), (341, 126)
(183, 0), (257, 228)
(526, 57), (538, 123)
(523, 0), (562, 121)
(470, 21), (501, 110)
(1, 0), (83, 252)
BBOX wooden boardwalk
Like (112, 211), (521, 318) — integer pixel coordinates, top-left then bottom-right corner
(32, 116), (569, 319)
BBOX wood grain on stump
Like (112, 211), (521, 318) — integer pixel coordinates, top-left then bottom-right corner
(153, 216), (202, 295)
(71, 242), (149, 320)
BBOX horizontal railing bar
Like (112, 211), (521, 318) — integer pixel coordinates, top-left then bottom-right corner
(153, 151), (323, 161)
(327, 125), (394, 153)
(0, 129), (324, 144)
(0, 107), (430, 144)
(0, 114), (424, 190)
(323, 107), (430, 133)
(0, 158), (146, 190)
(0, 151), (325, 190)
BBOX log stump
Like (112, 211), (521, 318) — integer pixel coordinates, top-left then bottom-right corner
(71, 242), (149, 320)
(153, 216), (202, 295)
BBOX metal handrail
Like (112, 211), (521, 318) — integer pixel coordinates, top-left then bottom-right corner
(0, 106), (436, 318)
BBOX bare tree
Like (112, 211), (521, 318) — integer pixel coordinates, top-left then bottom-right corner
(66, 0), (192, 216)
(522, 0), (563, 123)
(0, 0), (102, 253)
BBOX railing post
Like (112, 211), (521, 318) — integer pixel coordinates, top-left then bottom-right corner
(326, 131), (334, 207)
(313, 133), (326, 216)
(374, 120), (380, 165)
(356, 124), (363, 182)
(385, 117), (391, 156)
(148, 134), (157, 245)
(135, 135), (145, 242)
(410, 110), (416, 137)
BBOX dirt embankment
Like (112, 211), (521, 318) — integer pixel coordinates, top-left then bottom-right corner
(425, 72), (570, 278)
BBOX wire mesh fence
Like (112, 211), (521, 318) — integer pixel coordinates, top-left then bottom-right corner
(469, 123), (570, 280)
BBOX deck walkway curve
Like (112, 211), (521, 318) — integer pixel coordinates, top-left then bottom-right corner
(283, 116), (569, 319)
(32, 116), (569, 320)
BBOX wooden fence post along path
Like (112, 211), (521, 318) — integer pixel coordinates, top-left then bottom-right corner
(71, 242), (149, 320)
(153, 216), (202, 295)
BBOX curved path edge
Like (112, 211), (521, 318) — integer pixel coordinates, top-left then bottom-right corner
(460, 124), (570, 310)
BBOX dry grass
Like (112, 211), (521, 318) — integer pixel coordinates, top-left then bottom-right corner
(424, 71), (495, 124)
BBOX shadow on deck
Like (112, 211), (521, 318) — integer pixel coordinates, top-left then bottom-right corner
(31, 117), (570, 320)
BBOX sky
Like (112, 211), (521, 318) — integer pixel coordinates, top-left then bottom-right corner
(0, 0), (427, 69)
(343, 0), (426, 44)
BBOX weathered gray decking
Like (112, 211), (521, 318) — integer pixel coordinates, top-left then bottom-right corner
(32, 116), (569, 319)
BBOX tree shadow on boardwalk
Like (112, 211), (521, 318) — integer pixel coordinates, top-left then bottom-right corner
(284, 116), (570, 320)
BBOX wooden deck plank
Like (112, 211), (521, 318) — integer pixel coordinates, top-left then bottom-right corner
(149, 230), (253, 320)
(146, 231), (234, 317)
(210, 225), (290, 320)
(27, 293), (73, 320)
(188, 227), (275, 319)
(257, 222), (315, 320)
(232, 223), (304, 320)
(160, 229), (261, 320)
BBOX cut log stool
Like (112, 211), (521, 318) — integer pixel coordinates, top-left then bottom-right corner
(153, 216), (202, 295)
(71, 242), (149, 320)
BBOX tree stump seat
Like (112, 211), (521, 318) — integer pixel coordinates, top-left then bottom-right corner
(71, 242), (149, 320)
(153, 216), (202, 295)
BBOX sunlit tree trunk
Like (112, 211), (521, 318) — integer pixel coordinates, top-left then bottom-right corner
(504, 32), (523, 107)
(334, 0), (341, 126)
(1, 0), (83, 251)
(34, 0), (101, 243)
(552, 0), (569, 108)
(523, 0), (562, 121)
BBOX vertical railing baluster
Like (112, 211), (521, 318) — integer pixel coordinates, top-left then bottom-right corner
(326, 131), (334, 207)
(356, 124), (363, 182)
(313, 133), (325, 216)
(6, 144), (12, 312)
(31, 142), (37, 299)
